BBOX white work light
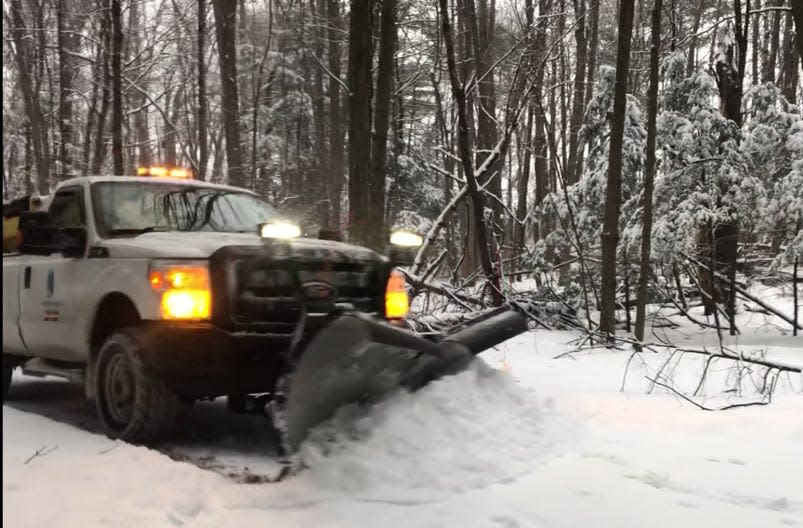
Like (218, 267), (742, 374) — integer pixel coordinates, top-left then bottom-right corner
(260, 221), (301, 239)
(390, 230), (423, 247)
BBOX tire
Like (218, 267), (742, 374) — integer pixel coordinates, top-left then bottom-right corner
(2, 355), (14, 401)
(94, 328), (181, 443)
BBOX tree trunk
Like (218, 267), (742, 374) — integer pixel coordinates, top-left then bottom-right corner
(197, 0), (208, 180)
(686, 0), (706, 75)
(709, 0), (724, 66)
(794, 257), (799, 337)
(83, 41), (100, 174)
(559, 0), (568, 181)
(599, 0), (636, 337)
(762, 0), (780, 83)
(311, 0), (328, 225)
(212, 0), (245, 187)
(91, 2), (112, 175)
(128, 0), (150, 170)
(438, 0), (503, 305)
(7, 0), (51, 192)
(585, 0), (600, 107)
(567, 0), (587, 186)
(712, 0), (749, 335)
(534, 0), (551, 234)
(779, 9), (799, 104)
(458, 0), (479, 278)
(56, 0), (81, 179)
(367, 0), (398, 250)
(791, 1), (803, 58)
(327, 0), (345, 230)
(635, 0), (662, 344)
(465, 0), (502, 236)
(346, 0), (374, 244)
(751, 0), (760, 86)
(111, 0), (124, 175)
(515, 105), (533, 251)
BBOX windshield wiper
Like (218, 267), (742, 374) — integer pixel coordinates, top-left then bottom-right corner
(106, 226), (167, 236)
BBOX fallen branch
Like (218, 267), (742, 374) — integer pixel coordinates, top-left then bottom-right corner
(581, 330), (801, 375)
(24, 445), (58, 464)
(98, 443), (120, 455)
(682, 252), (802, 331)
(403, 271), (483, 310)
(645, 376), (770, 411)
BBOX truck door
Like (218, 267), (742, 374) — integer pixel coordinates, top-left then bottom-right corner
(18, 187), (86, 361)
(2, 258), (29, 356)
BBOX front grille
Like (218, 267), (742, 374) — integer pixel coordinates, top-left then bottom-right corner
(209, 245), (387, 333)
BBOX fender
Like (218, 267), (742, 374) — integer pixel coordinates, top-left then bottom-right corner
(78, 258), (161, 355)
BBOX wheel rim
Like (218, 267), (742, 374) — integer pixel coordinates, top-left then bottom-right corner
(103, 348), (136, 428)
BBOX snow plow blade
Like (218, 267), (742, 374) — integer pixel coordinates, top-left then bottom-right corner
(279, 307), (528, 451)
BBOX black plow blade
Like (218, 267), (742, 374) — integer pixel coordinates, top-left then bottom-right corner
(277, 307), (528, 452)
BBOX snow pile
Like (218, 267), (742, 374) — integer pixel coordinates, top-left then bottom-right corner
(3, 407), (232, 527)
(4, 296), (801, 527)
(297, 361), (567, 497)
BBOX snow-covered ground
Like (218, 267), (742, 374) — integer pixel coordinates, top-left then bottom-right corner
(4, 299), (803, 527)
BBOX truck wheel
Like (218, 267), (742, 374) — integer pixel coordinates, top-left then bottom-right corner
(2, 355), (14, 401)
(94, 328), (181, 443)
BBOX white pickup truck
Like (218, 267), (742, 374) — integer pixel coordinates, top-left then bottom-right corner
(1, 173), (418, 442)
(2, 171), (527, 452)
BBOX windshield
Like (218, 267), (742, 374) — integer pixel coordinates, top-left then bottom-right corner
(92, 182), (278, 236)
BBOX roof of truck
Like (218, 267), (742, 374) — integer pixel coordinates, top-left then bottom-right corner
(56, 176), (257, 196)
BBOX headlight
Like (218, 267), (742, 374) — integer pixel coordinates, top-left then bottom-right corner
(260, 221), (301, 239)
(389, 230), (423, 247)
(149, 261), (211, 320)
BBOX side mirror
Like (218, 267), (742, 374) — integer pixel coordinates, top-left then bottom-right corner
(54, 227), (88, 258)
(19, 211), (87, 257)
(18, 212), (51, 254)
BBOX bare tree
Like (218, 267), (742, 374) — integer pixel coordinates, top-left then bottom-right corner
(346, 0), (373, 243)
(792, 0), (803, 58)
(599, 0), (636, 337)
(761, 0), (779, 83)
(56, 0), (82, 178)
(327, 0), (345, 229)
(635, 0), (662, 344)
(438, 0), (502, 305)
(367, 0), (398, 250)
(6, 0), (51, 192)
(197, 0), (208, 180)
(111, 0), (124, 175)
(779, 8), (800, 104)
(566, 0), (587, 185)
(91, 1), (112, 175)
(712, 0), (750, 335)
(212, 0), (245, 187)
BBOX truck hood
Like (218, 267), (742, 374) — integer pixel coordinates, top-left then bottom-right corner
(100, 231), (383, 261)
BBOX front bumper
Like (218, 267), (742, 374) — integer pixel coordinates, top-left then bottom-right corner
(137, 322), (292, 397)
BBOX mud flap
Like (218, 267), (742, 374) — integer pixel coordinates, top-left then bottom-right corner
(276, 308), (528, 452)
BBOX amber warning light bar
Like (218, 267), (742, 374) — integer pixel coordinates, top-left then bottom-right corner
(136, 166), (193, 179)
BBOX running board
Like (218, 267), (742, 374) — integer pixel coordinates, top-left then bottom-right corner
(22, 358), (86, 384)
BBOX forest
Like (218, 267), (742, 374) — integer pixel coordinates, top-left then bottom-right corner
(3, 0), (802, 339)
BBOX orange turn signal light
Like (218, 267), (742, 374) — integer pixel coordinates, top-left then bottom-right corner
(161, 290), (210, 320)
(149, 264), (211, 320)
(385, 270), (409, 320)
